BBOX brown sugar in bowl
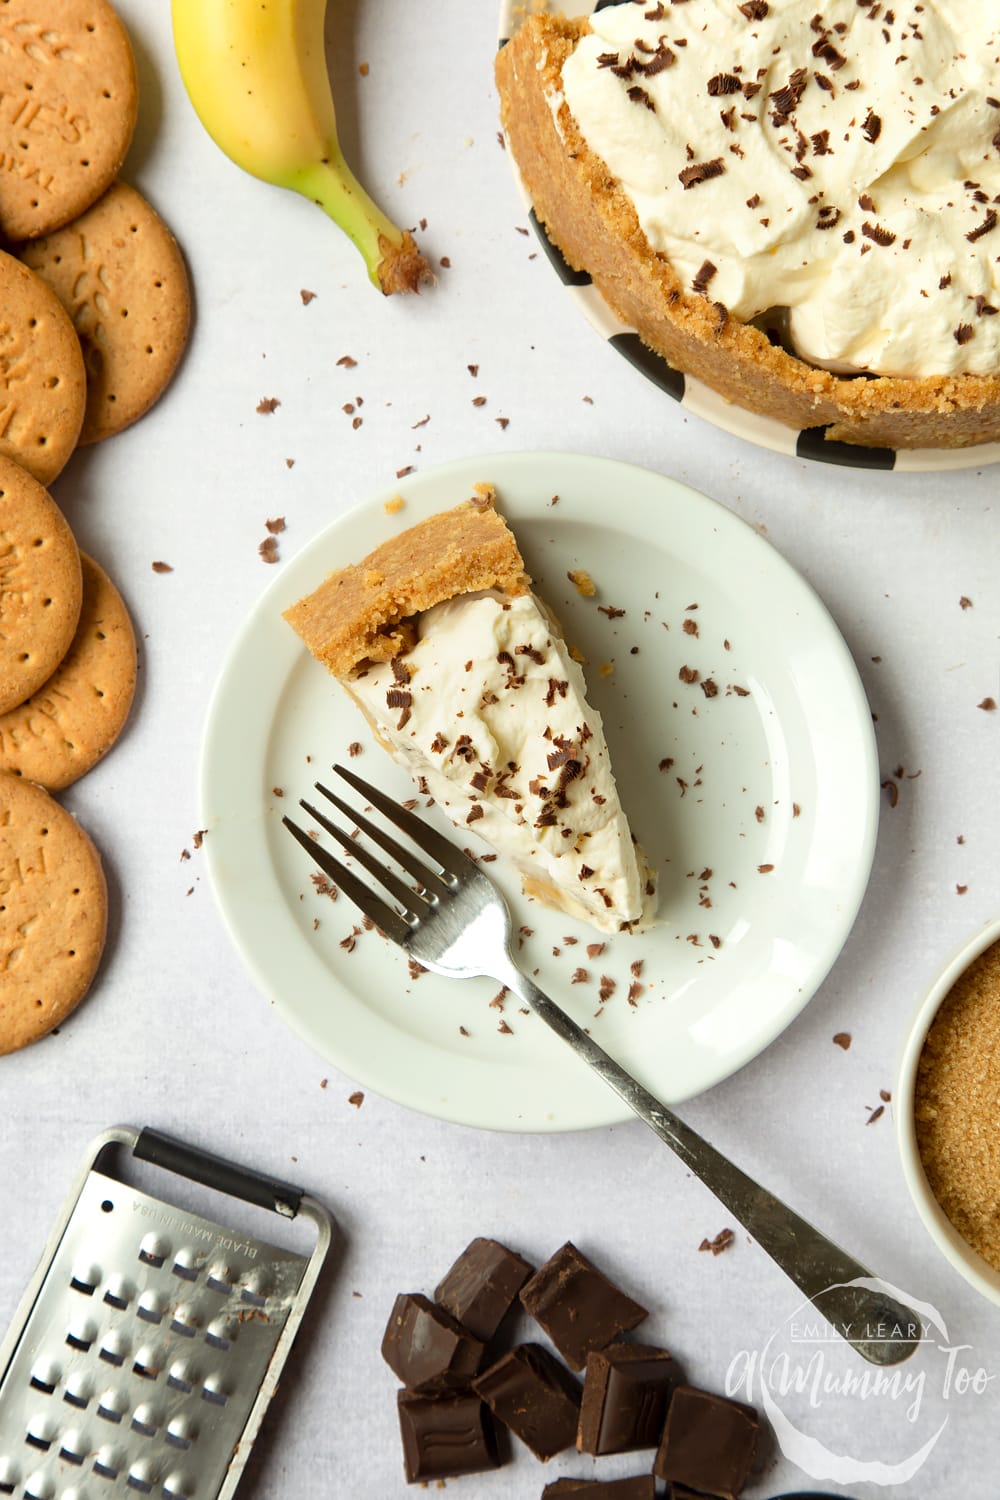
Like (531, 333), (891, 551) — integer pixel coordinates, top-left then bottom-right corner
(897, 917), (1000, 1305)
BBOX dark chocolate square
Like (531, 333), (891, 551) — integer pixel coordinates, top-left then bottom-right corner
(578, 1342), (679, 1454)
(381, 1292), (484, 1392)
(520, 1242), (648, 1371)
(435, 1237), (534, 1342)
(396, 1389), (501, 1483)
(654, 1385), (759, 1498)
(542, 1478), (657, 1498)
(473, 1342), (582, 1461)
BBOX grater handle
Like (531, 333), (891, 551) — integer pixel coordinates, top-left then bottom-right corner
(133, 1128), (305, 1218)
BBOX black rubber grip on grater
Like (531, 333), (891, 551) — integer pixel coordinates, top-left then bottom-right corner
(133, 1127), (305, 1217)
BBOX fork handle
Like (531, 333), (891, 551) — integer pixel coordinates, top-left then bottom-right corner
(501, 965), (918, 1367)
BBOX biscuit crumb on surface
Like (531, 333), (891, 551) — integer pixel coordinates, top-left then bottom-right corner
(567, 568), (596, 598)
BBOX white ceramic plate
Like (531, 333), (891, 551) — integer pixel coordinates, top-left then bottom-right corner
(497, 1), (1000, 474)
(200, 452), (878, 1132)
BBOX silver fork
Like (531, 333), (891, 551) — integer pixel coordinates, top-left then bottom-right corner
(284, 763), (918, 1367)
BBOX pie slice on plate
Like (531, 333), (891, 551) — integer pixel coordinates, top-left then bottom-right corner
(283, 486), (656, 934)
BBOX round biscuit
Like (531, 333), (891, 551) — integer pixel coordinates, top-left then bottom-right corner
(0, 771), (107, 1055)
(0, 553), (136, 789)
(20, 180), (191, 443)
(0, 456), (82, 714)
(0, 252), (88, 482)
(0, 0), (138, 241)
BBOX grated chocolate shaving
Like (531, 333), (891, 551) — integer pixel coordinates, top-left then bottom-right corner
(708, 72), (742, 95)
(627, 84), (657, 111)
(862, 220), (896, 246)
(966, 209), (998, 243)
(769, 67), (808, 126)
(679, 157), (726, 189)
(691, 259), (718, 293)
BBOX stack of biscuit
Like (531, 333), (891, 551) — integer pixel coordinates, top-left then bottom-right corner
(0, 0), (191, 1056)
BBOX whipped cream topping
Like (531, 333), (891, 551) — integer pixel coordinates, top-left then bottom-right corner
(347, 591), (652, 934)
(558, 0), (1000, 377)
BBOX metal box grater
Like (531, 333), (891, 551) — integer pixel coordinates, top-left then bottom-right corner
(0, 1125), (333, 1500)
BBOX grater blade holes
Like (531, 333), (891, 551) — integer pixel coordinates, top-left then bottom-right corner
(240, 1268), (272, 1306)
(171, 1249), (201, 1282)
(58, 1438), (85, 1466)
(170, 1305), (201, 1340)
(165, 1416), (195, 1450)
(98, 1330), (129, 1367)
(63, 1372), (93, 1409)
(162, 1473), (193, 1498)
(131, 1402), (159, 1435)
(200, 1377), (228, 1407)
(165, 1361), (195, 1395)
(96, 1391), (126, 1424)
(0, 1460), (16, 1497)
(23, 1474), (54, 1500)
(126, 1461), (156, 1493)
(93, 1444), (123, 1480)
(28, 1358), (60, 1395)
(205, 1262), (233, 1295)
(137, 1235), (169, 1269)
(136, 1291), (165, 1325)
(25, 1417), (57, 1453)
(103, 1274), (133, 1310)
(132, 1345), (164, 1383)
(203, 1317), (234, 1352)
(69, 1261), (102, 1296)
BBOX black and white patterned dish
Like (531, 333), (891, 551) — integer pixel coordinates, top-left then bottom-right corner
(497, 0), (1000, 471)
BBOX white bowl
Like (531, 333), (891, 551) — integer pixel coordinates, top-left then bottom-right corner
(896, 915), (1000, 1305)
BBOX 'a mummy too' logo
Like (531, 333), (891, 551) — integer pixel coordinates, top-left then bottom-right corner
(724, 1279), (993, 1485)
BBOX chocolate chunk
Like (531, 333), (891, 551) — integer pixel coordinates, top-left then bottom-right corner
(435, 1237), (534, 1342)
(520, 1242), (648, 1370)
(542, 1479), (656, 1498)
(397, 1389), (501, 1483)
(578, 1343), (679, 1454)
(654, 1385), (759, 1498)
(381, 1292), (484, 1392)
(474, 1343), (581, 1460)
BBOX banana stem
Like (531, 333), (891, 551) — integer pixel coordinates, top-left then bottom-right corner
(293, 156), (430, 295)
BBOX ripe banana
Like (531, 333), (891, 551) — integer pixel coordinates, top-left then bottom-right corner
(171, 0), (429, 294)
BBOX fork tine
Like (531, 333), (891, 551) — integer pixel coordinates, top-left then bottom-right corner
(313, 782), (452, 898)
(300, 799), (434, 919)
(282, 816), (413, 947)
(332, 762), (475, 881)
